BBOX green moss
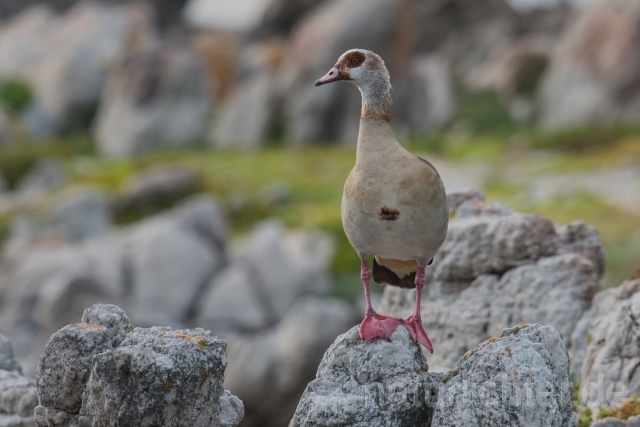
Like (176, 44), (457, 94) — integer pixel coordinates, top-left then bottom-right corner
(578, 408), (592, 427)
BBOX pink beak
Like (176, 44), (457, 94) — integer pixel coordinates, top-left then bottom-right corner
(315, 66), (344, 87)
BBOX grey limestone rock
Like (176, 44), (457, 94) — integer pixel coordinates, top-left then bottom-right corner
(432, 324), (577, 427)
(36, 324), (112, 413)
(289, 325), (442, 427)
(379, 192), (602, 371)
(434, 212), (557, 282)
(580, 278), (640, 407)
(81, 304), (132, 348)
(81, 327), (234, 427)
(34, 305), (243, 427)
(124, 214), (222, 326)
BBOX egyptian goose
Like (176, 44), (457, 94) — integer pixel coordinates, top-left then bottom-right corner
(315, 49), (448, 353)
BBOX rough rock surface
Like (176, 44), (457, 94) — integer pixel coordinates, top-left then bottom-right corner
(80, 304), (132, 348)
(36, 324), (112, 413)
(81, 327), (235, 427)
(378, 191), (602, 374)
(580, 278), (640, 407)
(289, 325), (442, 427)
(34, 304), (243, 427)
(432, 324), (577, 427)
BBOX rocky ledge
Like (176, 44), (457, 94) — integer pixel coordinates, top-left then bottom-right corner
(290, 322), (575, 427)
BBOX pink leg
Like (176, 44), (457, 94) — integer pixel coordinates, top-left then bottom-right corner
(404, 267), (434, 353)
(359, 260), (402, 341)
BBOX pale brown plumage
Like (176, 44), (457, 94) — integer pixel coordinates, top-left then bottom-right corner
(315, 48), (448, 351)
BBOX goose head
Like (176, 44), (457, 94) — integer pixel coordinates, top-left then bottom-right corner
(315, 49), (392, 121)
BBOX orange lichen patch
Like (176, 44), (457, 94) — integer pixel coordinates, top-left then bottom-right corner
(597, 395), (640, 420)
(505, 346), (513, 357)
(514, 371), (519, 377)
(464, 352), (470, 360)
(164, 380), (171, 391)
(518, 323), (529, 328)
(223, 343), (227, 352)
(198, 339), (207, 350)
(73, 323), (103, 330)
(486, 337), (498, 345)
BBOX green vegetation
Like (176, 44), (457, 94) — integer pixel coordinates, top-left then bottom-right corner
(0, 79), (33, 114)
(578, 408), (592, 427)
(0, 122), (638, 301)
(598, 395), (640, 421)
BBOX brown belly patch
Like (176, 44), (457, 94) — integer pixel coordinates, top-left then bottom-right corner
(379, 206), (400, 221)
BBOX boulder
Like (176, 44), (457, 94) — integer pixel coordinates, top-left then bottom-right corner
(432, 324), (577, 427)
(580, 278), (640, 409)
(34, 304), (243, 427)
(0, 195), (228, 377)
(182, 0), (271, 33)
(210, 71), (281, 149)
(81, 304), (133, 348)
(124, 214), (223, 326)
(226, 221), (333, 321)
(81, 327), (236, 427)
(49, 188), (111, 242)
(538, 0), (640, 130)
(378, 192), (602, 370)
(36, 324), (112, 413)
(0, 241), (122, 376)
(289, 324), (441, 427)
(94, 42), (212, 157)
(115, 165), (198, 217)
(225, 298), (354, 427)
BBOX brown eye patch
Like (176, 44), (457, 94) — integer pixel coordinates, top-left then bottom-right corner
(344, 51), (365, 68)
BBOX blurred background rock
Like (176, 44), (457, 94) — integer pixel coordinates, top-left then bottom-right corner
(0, 0), (637, 426)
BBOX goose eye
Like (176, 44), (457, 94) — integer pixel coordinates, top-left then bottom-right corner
(351, 58), (358, 64)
